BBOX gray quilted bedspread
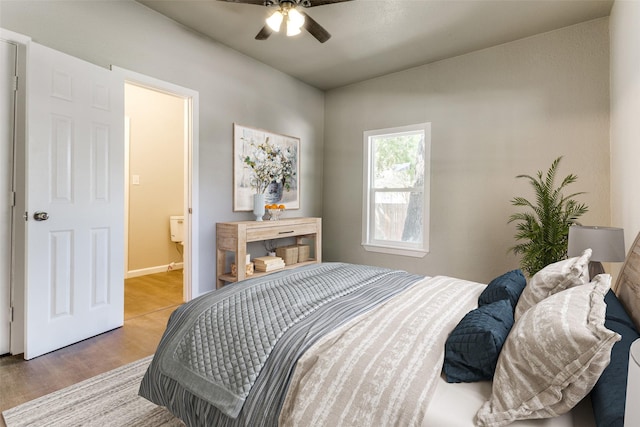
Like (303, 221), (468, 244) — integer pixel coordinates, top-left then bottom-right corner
(139, 262), (423, 426)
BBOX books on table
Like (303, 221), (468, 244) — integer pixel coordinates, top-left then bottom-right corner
(253, 256), (285, 272)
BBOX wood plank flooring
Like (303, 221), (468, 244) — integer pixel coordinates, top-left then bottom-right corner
(0, 270), (184, 425)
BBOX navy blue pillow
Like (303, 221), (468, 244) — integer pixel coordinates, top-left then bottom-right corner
(478, 269), (526, 310)
(443, 299), (514, 383)
(590, 289), (640, 427)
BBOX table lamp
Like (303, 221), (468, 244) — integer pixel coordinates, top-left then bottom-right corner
(568, 225), (626, 280)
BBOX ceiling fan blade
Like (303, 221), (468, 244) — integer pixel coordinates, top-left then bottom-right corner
(300, 11), (331, 43)
(217, 0), (269, 5)
(255, 25), (273, 40)
(304, 0), (353, 7)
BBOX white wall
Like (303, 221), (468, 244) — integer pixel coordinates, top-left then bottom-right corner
(0, 0), (325, 295)
(323, 19), (611, 283)
(610, 0), (640, 251)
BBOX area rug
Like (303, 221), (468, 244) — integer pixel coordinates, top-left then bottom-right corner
(2, 356), (183, 427)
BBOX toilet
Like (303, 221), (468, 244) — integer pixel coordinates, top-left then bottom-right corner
(169, 215), (184, 245)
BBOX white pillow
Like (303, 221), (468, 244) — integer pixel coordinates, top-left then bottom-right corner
(514, 248), (591, 321)
(476, 274), (620, 427)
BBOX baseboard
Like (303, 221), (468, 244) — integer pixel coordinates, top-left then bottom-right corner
(126, 262), (184, 279)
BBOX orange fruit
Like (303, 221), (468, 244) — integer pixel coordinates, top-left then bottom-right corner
(278, 204), (285, 209)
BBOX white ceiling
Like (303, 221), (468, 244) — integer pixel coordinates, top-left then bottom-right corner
(137, 0), (614, 90)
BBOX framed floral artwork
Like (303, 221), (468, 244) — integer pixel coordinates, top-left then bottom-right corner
(233, 123), (300, 211)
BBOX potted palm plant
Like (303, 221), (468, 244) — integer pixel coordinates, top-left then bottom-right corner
(508, 156), (589, 276)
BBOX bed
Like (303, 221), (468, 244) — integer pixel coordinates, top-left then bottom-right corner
(139, 234), (640, 427)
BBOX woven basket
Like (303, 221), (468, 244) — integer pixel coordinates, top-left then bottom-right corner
(276, 245), (299, 265)
(297, 245), (310, 262)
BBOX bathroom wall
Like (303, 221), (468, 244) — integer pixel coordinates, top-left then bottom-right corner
(125, 83), (185, 275)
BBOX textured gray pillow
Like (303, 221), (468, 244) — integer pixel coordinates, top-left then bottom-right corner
(476, 273), (620, 427)
(514, 248), (591, 321)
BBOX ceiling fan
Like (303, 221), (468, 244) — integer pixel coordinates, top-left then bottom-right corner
(219, 0), (352, 43)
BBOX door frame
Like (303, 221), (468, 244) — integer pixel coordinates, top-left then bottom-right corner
(0, 38), (18, 354)
(1, 28), (29, 355)
(113, 66), (199, 302)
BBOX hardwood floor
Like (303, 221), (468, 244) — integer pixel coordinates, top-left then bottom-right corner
(0, 270), (184, 424)
(124, 269), (184, 320)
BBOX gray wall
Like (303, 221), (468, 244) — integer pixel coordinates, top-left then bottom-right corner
(0, 0), (325, 295)
(0, 1), (617, 288)
(610, 1), (640, 253)
(323, 19), (611, 283)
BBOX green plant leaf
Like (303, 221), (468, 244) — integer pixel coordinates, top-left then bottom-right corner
(508, 156), (589, 276)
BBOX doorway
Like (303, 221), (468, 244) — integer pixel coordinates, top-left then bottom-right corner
(124, 80), (198, 320)
(123, 81), (191, 316)
(114, 66), (200, 307)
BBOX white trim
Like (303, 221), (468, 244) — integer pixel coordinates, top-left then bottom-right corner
(1, 29), (30, 355)
(111, 66), (200, 301)
(127, 263), (184, 278)
(0, 38), (17, 354)
(362, 243), (428, 258)
(0, 28), (31, 44)
(123, 116), (131, 280)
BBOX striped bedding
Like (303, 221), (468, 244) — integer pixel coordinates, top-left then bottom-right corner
(139, 262), (441, 426)
(279, 275), (485, 426)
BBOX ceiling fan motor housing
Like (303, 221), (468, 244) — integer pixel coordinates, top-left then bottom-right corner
(264, 0), (312, 8)
(223, 0), (352, 43)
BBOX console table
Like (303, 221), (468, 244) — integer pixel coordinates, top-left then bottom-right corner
(216, 217), (322, 288)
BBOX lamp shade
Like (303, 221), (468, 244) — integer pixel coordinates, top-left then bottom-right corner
(286, 21), (301, 36)
(266, 10), (283, 32)
(568, 226), (626, 262)
(288, 8), (305, 29)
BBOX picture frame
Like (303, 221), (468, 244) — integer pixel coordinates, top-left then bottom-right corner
(233, 123), (300, 211)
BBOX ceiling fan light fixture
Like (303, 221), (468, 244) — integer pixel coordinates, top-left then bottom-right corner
(266, 10), (283, 32)
(287, 8), (305, 29)
(286, 22), (302, 36)
(232, 0), (345, 43)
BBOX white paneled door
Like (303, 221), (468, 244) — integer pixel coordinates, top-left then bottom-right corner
(0, 40), (17, 355)
(25, 43), (124, 359)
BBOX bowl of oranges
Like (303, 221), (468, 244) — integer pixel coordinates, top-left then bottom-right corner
(265, 204), (285, 221)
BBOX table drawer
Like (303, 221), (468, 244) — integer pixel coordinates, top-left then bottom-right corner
(246, 222), (317, 241)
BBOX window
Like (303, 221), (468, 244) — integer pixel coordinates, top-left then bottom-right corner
(362, 123), (430, 257)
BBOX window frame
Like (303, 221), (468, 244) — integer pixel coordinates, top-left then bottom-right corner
(361, 123), (431, 258)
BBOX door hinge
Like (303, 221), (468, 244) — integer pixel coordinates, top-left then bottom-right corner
(10, 192), (15, 207)
(9, 306), (13, 323)
(24, 211), (28, 221)
(12, 75), (18, 92)
(188, 207), (192, 214)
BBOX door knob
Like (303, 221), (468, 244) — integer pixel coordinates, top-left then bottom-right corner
(33, 211), (49, 221)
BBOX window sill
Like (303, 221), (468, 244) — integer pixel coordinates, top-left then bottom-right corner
(362, 243), (428, 258)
